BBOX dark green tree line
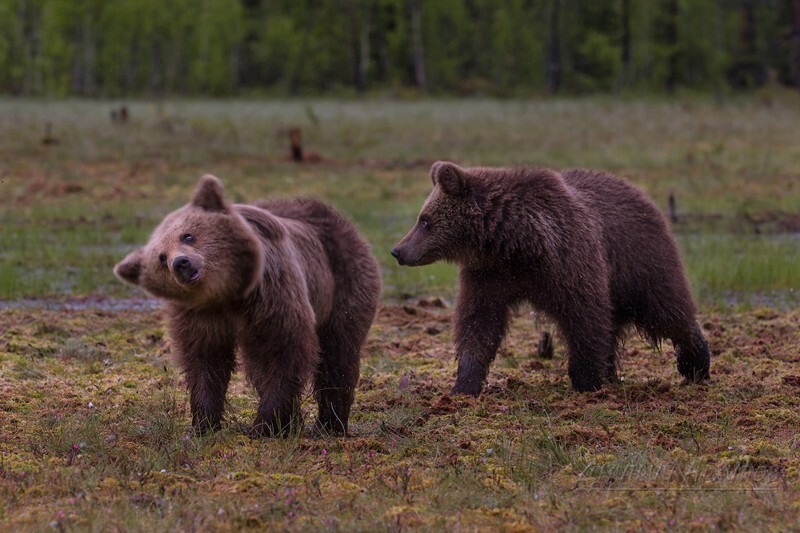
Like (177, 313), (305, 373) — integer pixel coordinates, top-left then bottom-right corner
(0, 0), (798, 96)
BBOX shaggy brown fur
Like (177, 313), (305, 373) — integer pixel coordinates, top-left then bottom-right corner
(115, 175), (381, 436)
(392, 162), (709, 394)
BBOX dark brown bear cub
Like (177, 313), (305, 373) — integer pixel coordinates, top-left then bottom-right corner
(392, 162), (709, 395)
(115, 175), (381, 436)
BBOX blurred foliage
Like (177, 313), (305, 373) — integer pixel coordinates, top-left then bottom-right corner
(0, 0), (798, 96)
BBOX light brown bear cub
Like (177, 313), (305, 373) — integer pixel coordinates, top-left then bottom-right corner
(115, 175), (381, 436)
(392, 162), (709, 395)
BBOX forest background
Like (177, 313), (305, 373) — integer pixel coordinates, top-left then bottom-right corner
(3, 1), (800, 530)
(3, 0), (800, 97)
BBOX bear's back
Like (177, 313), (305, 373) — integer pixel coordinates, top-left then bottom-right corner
(249, 197), (380, 298)
(560, 168), (687, 319)
(251, 198), (357, 262)
(560, 169), (671, 246)
(254, 197), (338, 226)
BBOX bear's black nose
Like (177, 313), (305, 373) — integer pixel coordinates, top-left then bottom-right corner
(172, 256), (199, 283)
(173, 256), (192, 270)
(390, 247), (407, 266)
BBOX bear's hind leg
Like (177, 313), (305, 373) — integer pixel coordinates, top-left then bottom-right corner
(673, 321), (710, 383)
(313, 318), (364, 435)
(252, 392), (304, 438)
(636, 310), (710, 384)
(242, 324), (319, 438)
(249, 372), (306, 438)
(631, 275), (709, 383)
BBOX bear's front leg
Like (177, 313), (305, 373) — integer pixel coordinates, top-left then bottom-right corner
(168, 313), (237, 434)
(451, 270), (512, 397)
(240, 319), (320, 437)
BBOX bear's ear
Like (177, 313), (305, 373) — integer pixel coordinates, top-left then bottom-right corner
(191, 174), (229, 212)
(431, 161), (469, 197)
(114, 249), (143, 285)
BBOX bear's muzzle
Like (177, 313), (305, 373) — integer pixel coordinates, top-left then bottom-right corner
(173, 255), (201, 284)
(390, 246), (407, 266)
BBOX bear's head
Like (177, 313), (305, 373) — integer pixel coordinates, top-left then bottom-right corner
(114, 175), (264, 307)
(391, 161), (484, 267)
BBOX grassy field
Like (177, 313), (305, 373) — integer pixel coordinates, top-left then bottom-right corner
(2, 304), (799, 530)
(2, 96), (800, 304)
(1, 96), (800, 530)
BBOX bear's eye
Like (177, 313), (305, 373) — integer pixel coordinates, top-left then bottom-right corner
(180, 233), (194, 244)
(159, 253), (168, 266)
(419, 217), (430, 230)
